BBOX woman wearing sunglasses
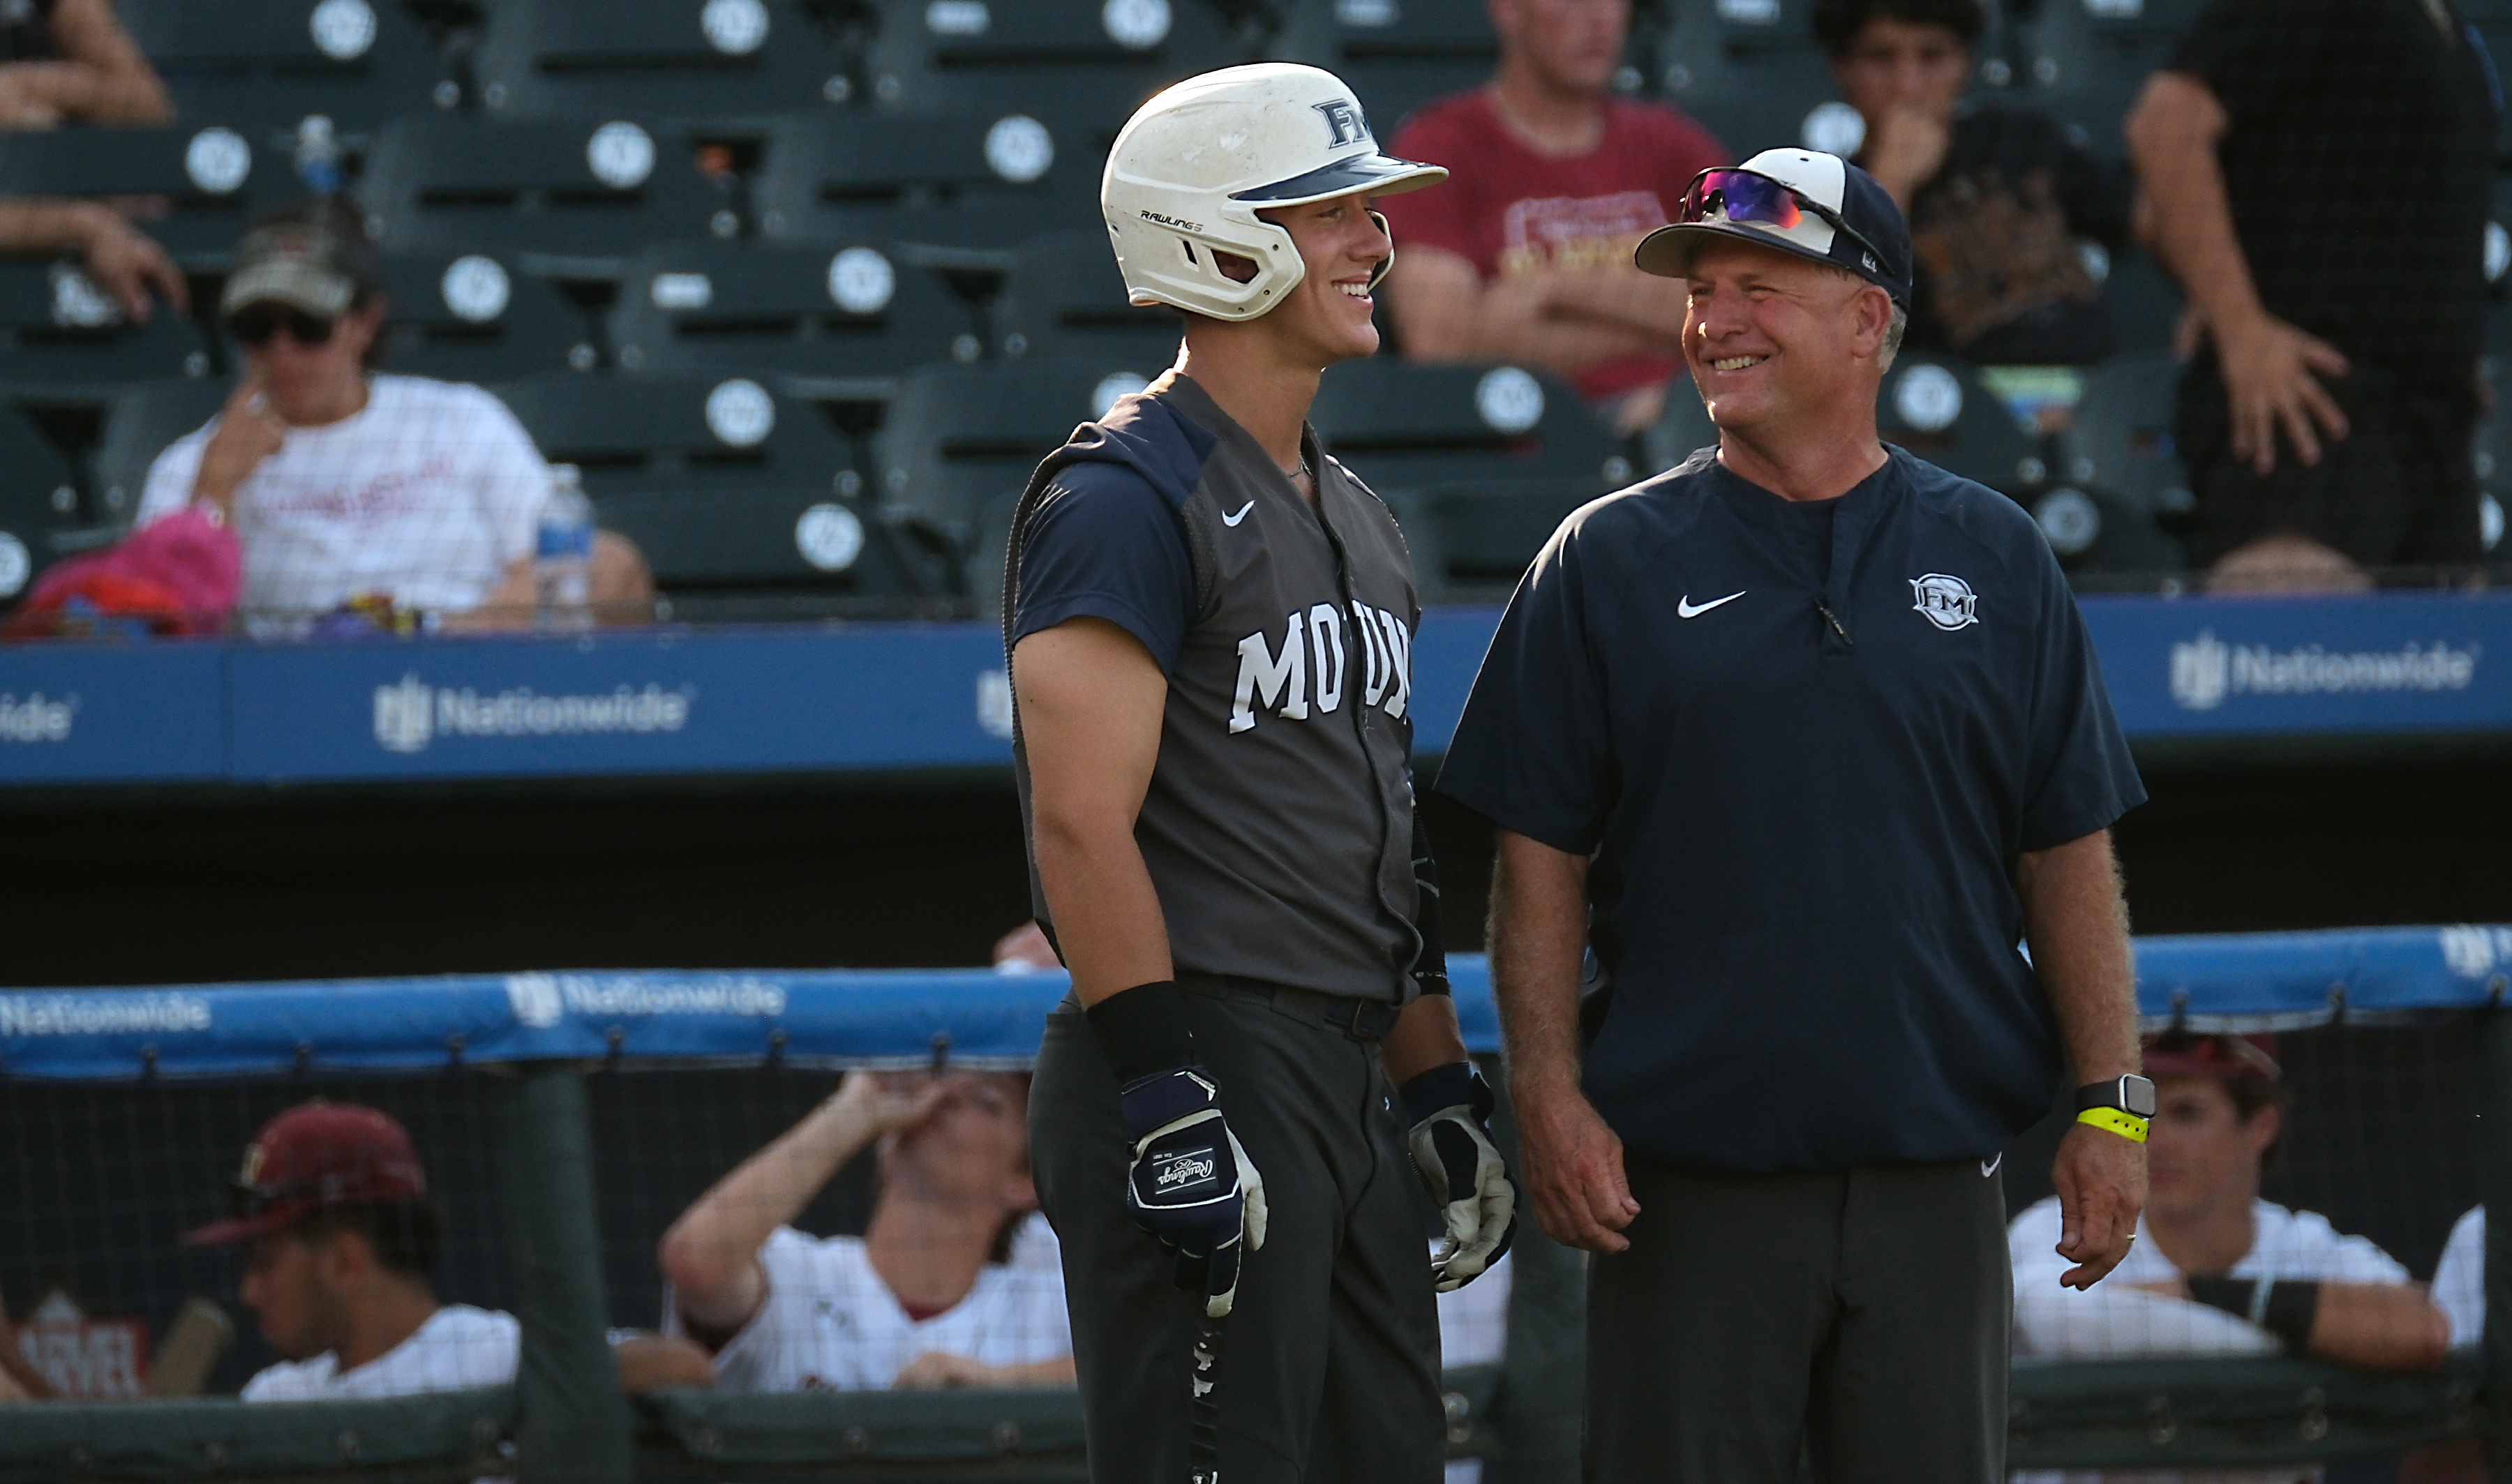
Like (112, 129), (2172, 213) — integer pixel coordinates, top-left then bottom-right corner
(131, 200), (650, 632)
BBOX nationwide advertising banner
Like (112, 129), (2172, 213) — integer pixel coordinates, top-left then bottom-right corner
(0, 594), (2504, 786)
(1, 930), (2504, 1078)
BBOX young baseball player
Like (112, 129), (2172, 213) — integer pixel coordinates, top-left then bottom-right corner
(185, 1101), (708, 1399)
(1007, 62), (1519, 1484)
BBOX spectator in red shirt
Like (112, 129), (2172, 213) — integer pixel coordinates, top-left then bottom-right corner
(1377, 0), (1727, 433)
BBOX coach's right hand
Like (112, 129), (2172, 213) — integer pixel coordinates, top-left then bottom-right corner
(1120, 1065), (1267, 1317)
(1513, 1074), (1638, 1254)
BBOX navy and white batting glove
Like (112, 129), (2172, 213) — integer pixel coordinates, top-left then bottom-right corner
(1400, 1062), (1517, 1292)
(1121, 1066), (1269, 1318)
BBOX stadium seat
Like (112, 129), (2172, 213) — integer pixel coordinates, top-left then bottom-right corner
(0, 125), (293, 266)
(1875, 353), (2046, 496)
(1267, 0), (1498, 135)
(1641, 371), (1715, 475)
(1651, 0), (1847, 158)
(751, 108), (1099, 250)
(0, 398), (108, 605)
(994, 228), (1183, 363)
(470, 0), (859, 121)
(592, 487), (948, 620)
(357, 250), (599, 382)
(874, 357), (1167, 553)
(357, 114), (737, 273)
(0, 260), (214, 402)
(2047, 347), (2193, 574)
(2098, 243), (2184, 356)
(1388, 475), (1602, 600)
(117, 0), (451, 135)
(860, 0), (1250, 140)
(2006, 0), (2201, 151)
(605, 240), (981, 389)
(492, 370), (857, 497)
(1309, 358), (1630, 496)
(2054, 349), (2190, 511)
(90, 377), (231, 527)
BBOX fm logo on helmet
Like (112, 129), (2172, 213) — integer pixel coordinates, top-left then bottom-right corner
(1313, 98), (1369, 148)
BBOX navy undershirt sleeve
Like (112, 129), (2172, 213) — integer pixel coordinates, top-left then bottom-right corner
(1010, 461), (1197, 675)
(1434, 515), (1614, 855)
(2017, 549), (2147, 850)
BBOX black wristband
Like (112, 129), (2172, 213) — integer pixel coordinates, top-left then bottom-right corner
(1086, 980), (1195, 1085)
(2261, 1280), (2321, 1350)
(2185, 1275), (2252, 1319)
(2183, 1276), (2321, 1350)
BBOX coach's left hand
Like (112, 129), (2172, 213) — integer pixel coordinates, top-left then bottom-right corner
(2050, 1121), (2146, 1290)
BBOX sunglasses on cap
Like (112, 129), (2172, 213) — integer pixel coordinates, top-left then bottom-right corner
(1677, 167), (1889, 273)
(227, 303), (337, 347)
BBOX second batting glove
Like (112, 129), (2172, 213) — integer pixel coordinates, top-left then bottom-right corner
(1401, 1061), (1518, 1291)
(1121, 1065), (1268, 1317)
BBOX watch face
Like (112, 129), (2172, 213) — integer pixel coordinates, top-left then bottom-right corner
(2122, 1074), (2157, 1118)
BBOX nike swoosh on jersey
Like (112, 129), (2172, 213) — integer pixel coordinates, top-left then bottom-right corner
(1221, 500), (1255, 527)
(1676, 590), (1746, 618)
(1981, 1154), (2003, 1178)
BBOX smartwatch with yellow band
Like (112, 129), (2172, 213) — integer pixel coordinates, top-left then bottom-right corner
(2074, 1073), (2156, 1143)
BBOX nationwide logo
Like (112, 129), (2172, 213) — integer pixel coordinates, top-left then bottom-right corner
(2168, 631), (2480, 712)
(373, 674), (694, 754)
(0, 992), (211, 1037)
(500, 972), (788, 1027)
(0, 691), (75, 744)
(2440, 925), (2512, 980)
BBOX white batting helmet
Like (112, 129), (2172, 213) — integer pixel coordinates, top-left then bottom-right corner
(1102, 63), (1447, 322)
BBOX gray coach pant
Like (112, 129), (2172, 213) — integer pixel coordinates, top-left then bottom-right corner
(1029, 977), (1445, 1484)
(1587, 1156), (2011, 1484)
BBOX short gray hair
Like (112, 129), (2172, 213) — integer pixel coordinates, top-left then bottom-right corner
(1825, 263), (1909, 371)
(1877, 302), (1909, 373)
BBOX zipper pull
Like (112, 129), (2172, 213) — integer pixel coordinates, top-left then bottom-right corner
(1816, 600), (1853, 647)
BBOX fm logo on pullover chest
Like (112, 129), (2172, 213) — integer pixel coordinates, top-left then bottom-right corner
(1229, 601), (1413, 733)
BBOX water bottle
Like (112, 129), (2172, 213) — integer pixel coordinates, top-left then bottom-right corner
(534, 464), (594, 631)
(294, 115), (342, 195)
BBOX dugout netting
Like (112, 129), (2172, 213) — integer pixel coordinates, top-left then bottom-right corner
(0, 930), (2504, 1483)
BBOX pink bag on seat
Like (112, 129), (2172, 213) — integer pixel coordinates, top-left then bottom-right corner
(4, 507), (241, 638)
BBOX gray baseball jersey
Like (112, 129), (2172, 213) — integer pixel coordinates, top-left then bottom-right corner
(1005, 370), (1425, 1003)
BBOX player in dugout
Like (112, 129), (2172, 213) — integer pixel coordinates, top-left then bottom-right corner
(184, 1101), (710, 1400)
(1008, 63), (1516, 1484)
(658, 1068), (1076, 1391)
(2010, 1031), (2451, 1484)
(1442, 148), (2148, 1483)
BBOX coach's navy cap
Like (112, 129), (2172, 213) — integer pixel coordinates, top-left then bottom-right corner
(1635, 149), (1913, 308)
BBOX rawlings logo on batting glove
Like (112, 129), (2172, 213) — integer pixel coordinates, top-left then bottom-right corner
(1400, 1062), (1518, 1292)
(1119, 1066), (1269, 1318)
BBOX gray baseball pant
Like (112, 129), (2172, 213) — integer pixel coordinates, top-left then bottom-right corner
(1029, 976), (1446, 1484)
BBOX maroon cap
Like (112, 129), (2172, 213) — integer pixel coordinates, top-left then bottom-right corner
(2142, 1031), (2281, 1084)
(182, 1102), (429, 1247)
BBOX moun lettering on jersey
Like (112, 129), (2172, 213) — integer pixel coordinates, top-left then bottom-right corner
(1229, 600), (1413, 733)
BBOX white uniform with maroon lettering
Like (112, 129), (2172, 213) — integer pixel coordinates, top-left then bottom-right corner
(242, 1305), (517, 1400)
